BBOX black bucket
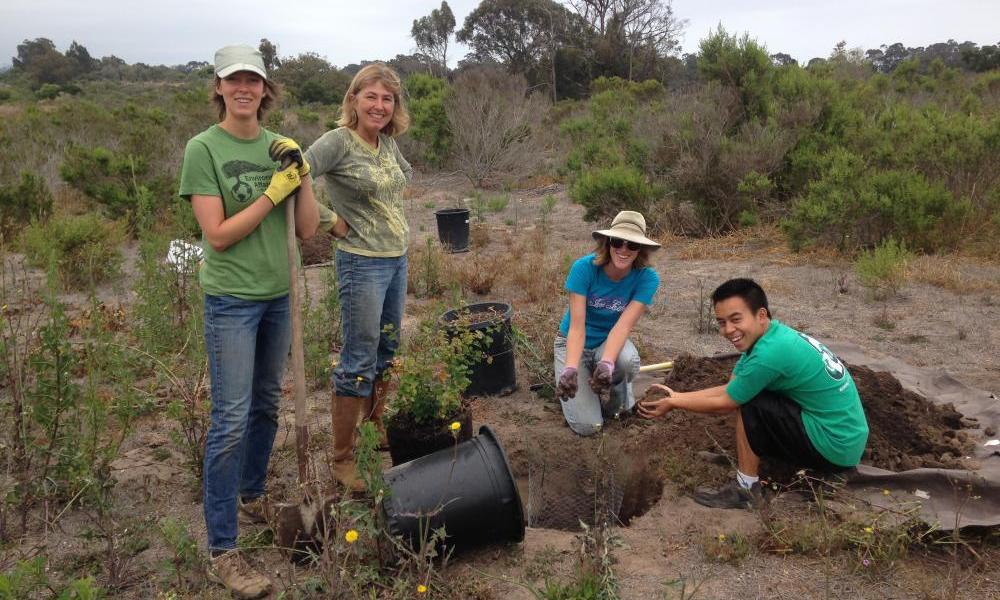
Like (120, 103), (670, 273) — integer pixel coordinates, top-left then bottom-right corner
(434, 208), (470, 253)
(382, 426), (525, 552)
(441, 302), (516, 397)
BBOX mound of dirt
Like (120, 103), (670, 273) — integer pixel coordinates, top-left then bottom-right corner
(653, 354), (975, 473)
(301, 229), (336, 265)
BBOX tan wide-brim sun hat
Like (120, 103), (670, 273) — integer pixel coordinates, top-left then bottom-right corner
(592, 210), (661, 248)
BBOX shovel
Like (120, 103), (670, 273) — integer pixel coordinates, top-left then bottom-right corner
(280, 153), (310, 485)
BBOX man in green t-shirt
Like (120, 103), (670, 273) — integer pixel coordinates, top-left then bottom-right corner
(638, 278), (869, 509)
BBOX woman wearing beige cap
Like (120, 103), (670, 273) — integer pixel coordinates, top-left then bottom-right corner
(554, 210), (661, 436)
(178, 43), (326, 599)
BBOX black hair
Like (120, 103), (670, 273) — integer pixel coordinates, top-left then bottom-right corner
(711, 278), (771, 318)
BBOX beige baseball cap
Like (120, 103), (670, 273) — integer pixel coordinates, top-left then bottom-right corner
(214, 44), (267, 79)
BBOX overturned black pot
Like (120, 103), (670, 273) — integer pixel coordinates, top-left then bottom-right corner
(440, 301), (516, 397)
(381, 426), (524, 554)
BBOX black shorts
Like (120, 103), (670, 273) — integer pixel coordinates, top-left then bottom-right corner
(740, 391), (844, 472)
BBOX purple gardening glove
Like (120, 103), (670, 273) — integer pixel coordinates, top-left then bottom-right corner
(556, 366), (578, 401)
(589, 359), (614, 397)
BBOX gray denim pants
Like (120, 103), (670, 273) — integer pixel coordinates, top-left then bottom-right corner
(553, 335), (641, 436)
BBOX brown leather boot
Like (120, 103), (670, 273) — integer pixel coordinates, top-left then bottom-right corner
(365, 378), (390, 450)
(331, 393), (365, 493)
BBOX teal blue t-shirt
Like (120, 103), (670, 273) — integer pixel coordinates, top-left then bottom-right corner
(558, 254), (660, 349)
(725, 320), (869, 467)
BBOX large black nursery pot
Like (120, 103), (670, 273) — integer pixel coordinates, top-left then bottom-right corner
(434, 208), (470, 253)
(381, 426), (525, 553)
(440, 301), (516, 397)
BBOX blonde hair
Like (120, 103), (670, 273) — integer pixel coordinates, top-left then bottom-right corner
(338, 63), (410, 136)
(211, 76), (280, 122)
(591, 236), (653, 271)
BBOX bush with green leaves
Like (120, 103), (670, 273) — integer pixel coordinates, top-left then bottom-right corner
(854, 238), (912, 299)
(404, 73), (451, 167)
(21, 213), (124, 289)
(0, 171), (53, 238)
(570, 165), (660, 222)
(783, 149), (963, 251)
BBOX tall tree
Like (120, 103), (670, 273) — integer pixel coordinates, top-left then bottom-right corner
(12, 38), (75, 87)
(258, 38), (280, 72)
(411, 1), (456, 75)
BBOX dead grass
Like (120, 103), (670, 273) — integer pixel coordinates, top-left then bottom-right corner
(674, 224), (844, 267)
(910, 255), (1000, 294)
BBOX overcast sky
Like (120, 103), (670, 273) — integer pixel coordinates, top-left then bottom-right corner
(2, 1), (998, 69)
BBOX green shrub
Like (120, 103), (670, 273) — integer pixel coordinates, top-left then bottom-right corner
(405, 73), (451, 166)
(0, 172), (53, 237)
(570, 165), (659, 222)
(21, 213), (124, 289)
(59, 145), (145, 219)
(854, 238), (912, 299)
(783, 149), (963, 251)
(34, 83), (61, 100)
(0, 87), (11, 102)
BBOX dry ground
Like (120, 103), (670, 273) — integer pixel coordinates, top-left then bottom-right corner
(9, 173), (1000, 598)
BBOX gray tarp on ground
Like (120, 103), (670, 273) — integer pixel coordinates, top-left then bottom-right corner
(828, 341), (1000, 530)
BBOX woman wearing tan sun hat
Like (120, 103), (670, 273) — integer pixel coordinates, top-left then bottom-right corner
(554, 210), (661, 436)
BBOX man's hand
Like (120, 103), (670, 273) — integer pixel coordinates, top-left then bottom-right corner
(269, 138), (311, 178)
(588, 359), (614, 396)
(637, 383), (676, 419)
(556, 366), (578, 401)
(263, 166), (301, 206)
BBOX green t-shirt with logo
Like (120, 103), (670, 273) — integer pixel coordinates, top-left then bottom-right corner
(725, 320), (869, 467)
(304, 127), (412, 257)
(178, 124), (295, 300)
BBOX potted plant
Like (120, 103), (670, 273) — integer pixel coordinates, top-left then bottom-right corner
(384, 316), (483, 465)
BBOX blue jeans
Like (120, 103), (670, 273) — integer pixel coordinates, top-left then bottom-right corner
(553, 335), (641, 436)
(202, 293), (291, 552)
(334, 249), (407, 398)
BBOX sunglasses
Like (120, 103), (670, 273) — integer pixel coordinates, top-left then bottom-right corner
(608, 237), (642, 251)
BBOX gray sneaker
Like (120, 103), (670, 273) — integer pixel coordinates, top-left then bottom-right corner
(691, 480), (764, 509)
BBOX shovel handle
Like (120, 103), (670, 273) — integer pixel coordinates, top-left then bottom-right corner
(285, 187), (310, 484)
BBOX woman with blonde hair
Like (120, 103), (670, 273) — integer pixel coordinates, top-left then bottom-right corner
(554, 210), (661, 436)
(304, 63), (412, 491)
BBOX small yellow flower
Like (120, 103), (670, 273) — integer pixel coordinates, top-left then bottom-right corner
(717, 533), (726, 542)
(345, 529), (359, 543)
(863, 526), (874, 534)
(417, 584), (428, 594)
(356, 376), (364, 382)
(450, 421), (461, 432)
(882, 489), (890, 496)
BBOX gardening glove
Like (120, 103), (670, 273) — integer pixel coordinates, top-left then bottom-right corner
(269, 138), (311, 178)
(556, 366), (578, 401)
(588, 360), (614, 397)
(263, 165), (301, 206)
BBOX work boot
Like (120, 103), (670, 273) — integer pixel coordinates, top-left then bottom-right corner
(207, 549), (273, 599)
(691, 480), (765, 510)
(238, 495), (273, 526)
(331, 393), (365, 493)
(365, 378), (391, 450)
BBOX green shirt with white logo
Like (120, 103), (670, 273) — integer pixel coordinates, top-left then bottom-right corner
(178, 124), (295, 300)
(726, 320), (869, 467)
(304, 127), (412, 257)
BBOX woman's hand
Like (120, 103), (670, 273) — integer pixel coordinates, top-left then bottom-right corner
(588, 360), (614, 395)
(556, 366), (578, 401)
(637, 383), (675, 419)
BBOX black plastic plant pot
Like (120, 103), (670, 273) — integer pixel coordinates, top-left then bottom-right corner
(385, 407), (473, 466)
(381, 426), (525, 553)
(434, 208), (470, 253)
(440, 301), (516, 397)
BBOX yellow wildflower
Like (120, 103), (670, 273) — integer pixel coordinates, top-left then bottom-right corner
(345, 529), (359, 543)
(717, 534), (726, 542)
(863, 526), (874, 534)
(417, 584), (428, 594)
(882, 489), (890, 496)
(450, 421), (461, 432)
